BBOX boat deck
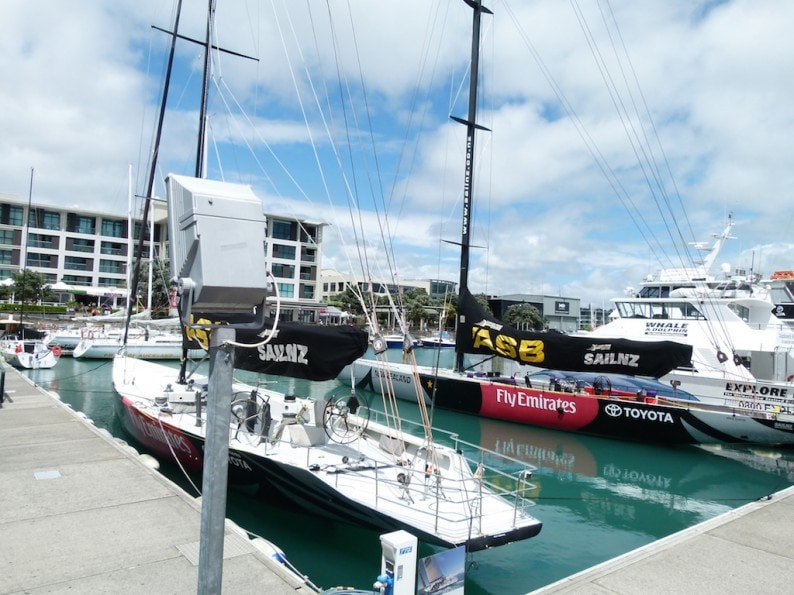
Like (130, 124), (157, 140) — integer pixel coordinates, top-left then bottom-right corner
(0, 365), (318, 594)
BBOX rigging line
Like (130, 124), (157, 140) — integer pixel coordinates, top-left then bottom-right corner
(320, 2), (382, 310)
(126, 0), (183, 347)
(595, 1), (685, 251)
(329, 4), (394, 298)
(570, 0), (678, 266)
(339, 2), (420, 319)
(591, 2), (734, 354)
(270, 1), (371, 289)
(501, 2), (668, 271)
(385, 2), (451, 227)
(601, 1), (697, 261)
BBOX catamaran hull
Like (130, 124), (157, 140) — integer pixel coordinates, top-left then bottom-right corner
(114, 394), (540, 551)
(341, 360), (794, 446)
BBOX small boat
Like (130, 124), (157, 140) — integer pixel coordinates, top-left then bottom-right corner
(0, 170), (60, 370)
(0, 315), (60, 369)
(74, 329), (204, 360)
(382, 333), (417, 350)
(418, 332), (455, 348)
(44, 324), (123, 355)
(0, 328), (60, 369)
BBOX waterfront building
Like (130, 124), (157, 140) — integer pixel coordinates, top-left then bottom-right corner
(0, 193), (327, 322)
(320, 269), (456, 302)
(488, 293), (581, 332)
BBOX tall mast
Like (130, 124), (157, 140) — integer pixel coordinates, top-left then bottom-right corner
(195, 0), (217, 178)
(20, 167), (34, 335)
(124, 0), (184, 345)
(454, 0), (491, 373)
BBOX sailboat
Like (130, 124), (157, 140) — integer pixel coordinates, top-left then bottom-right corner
(0, 168), (59, 370)
(111, 0), (542, 552)
(337, 10), (794, 447)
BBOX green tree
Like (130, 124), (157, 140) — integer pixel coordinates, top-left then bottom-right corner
(402, 288), (432, 328)
(503, 302), (545, 330)
(327, 286), (364, 316)
(10, 269), (50, 304)
(138, 260), (173, 316)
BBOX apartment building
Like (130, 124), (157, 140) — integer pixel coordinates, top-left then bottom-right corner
(0, 193), (326, 322)
(320, 269), (457, 302)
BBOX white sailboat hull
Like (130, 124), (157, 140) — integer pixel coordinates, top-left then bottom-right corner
(112, 355), (542, 550)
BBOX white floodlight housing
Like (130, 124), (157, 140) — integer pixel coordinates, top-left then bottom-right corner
(166, 174), (272, 319)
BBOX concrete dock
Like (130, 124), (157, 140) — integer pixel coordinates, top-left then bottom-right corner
(532, 470), (794, 593)
(0, 365), (319, 594)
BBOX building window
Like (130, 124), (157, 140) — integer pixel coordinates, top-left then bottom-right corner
(272, 220), (294, 241)
(301, 247), (316, 262)
(98, 277), (122, 287)
(99, 259), (124, 274)
(277, 283), (295, 298)
(62, 274), (92, 286)
(101, 219), (125, 238)
(101, 241), (125, 256)
(71, 215), (96, 235)
(300, 225), (318, 244)
(301, 286), (314, 299)
(26, 252), (53, 267)
(28, 233), (55, 249)
(29, 210), (61, 230)
(0, 230), (14, 245)
(65, 256), (89, 271)
(0, 249), (12, 265)
(71, 238), (94, 253)
(272, 243), (296, 260)
(1, 205), (23, 226)
(271, 263), (295, 278)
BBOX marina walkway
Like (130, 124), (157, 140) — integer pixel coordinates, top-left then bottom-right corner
(532, 470), (794, 593)
(0, 364), (318, 594)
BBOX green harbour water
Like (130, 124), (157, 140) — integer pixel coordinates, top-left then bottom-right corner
(22, 351), (794, 594)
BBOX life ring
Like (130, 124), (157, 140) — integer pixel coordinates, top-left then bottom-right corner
(15, 344), (22, 353)
(51, 345), (62, 357)
(87, 330), (95, 340)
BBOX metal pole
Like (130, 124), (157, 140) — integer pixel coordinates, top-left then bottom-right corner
(197, 326), (235, 594)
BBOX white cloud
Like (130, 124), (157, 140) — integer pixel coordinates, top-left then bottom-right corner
(2, 0), (793, 307)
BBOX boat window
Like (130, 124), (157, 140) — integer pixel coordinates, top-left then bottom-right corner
(638, 287), (660, 298)
(770, 286), (794, 305)
(616, 302), (652, 318)
(616, 300), (705, 320)
(727, 303), (750, 323)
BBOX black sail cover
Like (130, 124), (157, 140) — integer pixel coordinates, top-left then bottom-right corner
(457, 289), (693, 378)
(182, 314), (368, 381)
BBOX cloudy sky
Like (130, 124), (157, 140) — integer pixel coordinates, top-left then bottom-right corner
(2, 0), (793, 307)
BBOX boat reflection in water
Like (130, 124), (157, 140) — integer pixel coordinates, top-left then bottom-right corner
(469, 414), (793, 533)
